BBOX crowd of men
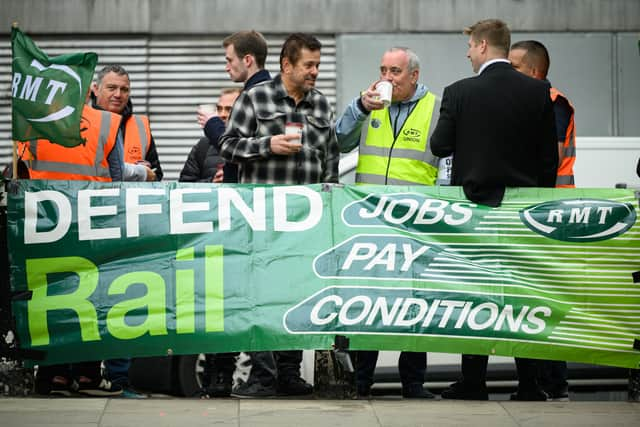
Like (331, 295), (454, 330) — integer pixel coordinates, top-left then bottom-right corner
(21, 17), (626, 401)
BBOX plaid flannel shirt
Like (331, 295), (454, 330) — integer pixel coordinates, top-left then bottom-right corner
(219, 74), (339, 184)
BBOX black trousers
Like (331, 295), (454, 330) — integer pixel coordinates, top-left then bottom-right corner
(247, 350), (303, 387)
(460, 354), (540, 390)
(354, 351), (426, 389)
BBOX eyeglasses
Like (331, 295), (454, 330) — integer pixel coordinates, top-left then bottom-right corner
(216, 105), (233, 113)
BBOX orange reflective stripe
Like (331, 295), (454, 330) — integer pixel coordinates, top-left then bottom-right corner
(551, 88), (576, 188)
(26, 105), (120, 181)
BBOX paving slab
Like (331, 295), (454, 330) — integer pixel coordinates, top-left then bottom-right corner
(372, 399), (519, 427)
(500, 401), (640, 427)
(0, 397), (639, 427)
(0, 398), (107, 427)
(102, 398), (239, 427)
(238, 399), (379, 427)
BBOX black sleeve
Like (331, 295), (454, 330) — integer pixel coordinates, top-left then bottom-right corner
(538, 92), (560, 187)
(179, 138), (209, 182)
(145, 136), (164, 181)
(553, 97), (571, 143)
(430, 86), (457, 157)
(203, 117), (226, 150)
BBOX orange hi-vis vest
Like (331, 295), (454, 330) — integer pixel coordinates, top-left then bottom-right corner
(18, 105), (120, 181)
(551, 87), (576, 188)
(123, 114), (151, 163)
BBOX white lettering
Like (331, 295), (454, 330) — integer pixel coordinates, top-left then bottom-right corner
(19, 75), (43, 102)
(383, 198), (419, 224)
(569, 207), (591, 224)
(414, 199), (446, 225)
(44, 80), (67, 105)
(78, 189), (120, 240)
(522, 306), (551, 334)
(454, 302), (473, 328)
(24, 190), (72, 244)
(359, 195), (387, 218)
(338, 296), (372, 325)
(310, 295), (342, 325)
(363, 243), (395, 271)
(341, 243), (377, 270)
(446, 203), (474, 226)
(494, 305), (529, 332)
(597, 206), (613, 224)
(438, 300), (466, 328)
(170, 188), (214, 234)
(366, 297), (403, 326)
(12, 73), (21, 98)
(395, 298), (428, 327)
(547, 209), (563, 223)
(273, 186), (322, 231)
(467, 302), (499, 330)
(421, 299), (440, 327)
(218, 187), (265, 231)
(400, 244), (429, 271)
(125, 188), (165, 238)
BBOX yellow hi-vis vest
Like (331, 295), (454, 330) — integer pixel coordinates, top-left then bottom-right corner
(355, 92), (438, 185)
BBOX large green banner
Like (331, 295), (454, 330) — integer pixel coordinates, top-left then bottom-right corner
(7, 180), (640, 368)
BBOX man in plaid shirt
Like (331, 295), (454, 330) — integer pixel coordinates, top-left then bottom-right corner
(219, 33), (339, 398)
(219, 33), (339, 185)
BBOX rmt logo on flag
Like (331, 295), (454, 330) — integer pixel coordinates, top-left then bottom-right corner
(11, 26), (98, 147)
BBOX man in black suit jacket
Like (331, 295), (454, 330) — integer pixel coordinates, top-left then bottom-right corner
(430, 19), (558, 401)
(431, 20), (558, 207)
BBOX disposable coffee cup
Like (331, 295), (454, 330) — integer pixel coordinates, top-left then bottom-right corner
(198, 104), (216, 115)
(375, 81), (393, 107)
(285, 122), (303, 142)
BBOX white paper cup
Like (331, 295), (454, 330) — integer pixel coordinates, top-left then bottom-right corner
(375, 81), (393, 106)
(285, 122), (303, 141)
(198, 104), (216, 115)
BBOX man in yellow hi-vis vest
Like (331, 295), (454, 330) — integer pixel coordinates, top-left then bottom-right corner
(335, 47), (445, 399)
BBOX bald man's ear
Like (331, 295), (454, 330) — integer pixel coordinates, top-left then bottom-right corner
(91, 82), (98, 95)
(531, 67), (545, 80)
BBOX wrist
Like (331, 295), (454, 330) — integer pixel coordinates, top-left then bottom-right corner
(357, 93), (369, 113)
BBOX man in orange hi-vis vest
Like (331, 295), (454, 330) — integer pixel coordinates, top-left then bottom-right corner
(17, 104), (123, 182)
(22, 102), (125, 398)
(509, 40), (576, 189)
(91, 64), (163, 182)
(508, 39), (575, 402)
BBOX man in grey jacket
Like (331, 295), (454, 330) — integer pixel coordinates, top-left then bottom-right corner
(335, 47), (446, 399)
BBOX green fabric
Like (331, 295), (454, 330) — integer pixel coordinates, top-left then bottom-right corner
(7, 180), (640, 369)
(11, 27), (98, 147)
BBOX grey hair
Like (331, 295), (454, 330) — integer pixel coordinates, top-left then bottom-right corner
(95, 64), (129, 86)
(388, 47), (420, 72)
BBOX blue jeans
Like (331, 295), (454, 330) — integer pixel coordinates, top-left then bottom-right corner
(104, 358), (131, 387)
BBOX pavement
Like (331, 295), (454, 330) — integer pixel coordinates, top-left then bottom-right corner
(1, 396), (639, 427)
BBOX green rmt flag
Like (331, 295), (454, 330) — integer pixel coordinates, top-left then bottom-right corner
(11, 27), (98, 147)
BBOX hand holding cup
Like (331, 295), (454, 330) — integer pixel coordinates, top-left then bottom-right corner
(360, 81), (387, 112)
(197, 104), (217, 128)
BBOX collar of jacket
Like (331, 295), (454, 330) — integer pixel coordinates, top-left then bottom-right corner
(244, 69), (272, 91)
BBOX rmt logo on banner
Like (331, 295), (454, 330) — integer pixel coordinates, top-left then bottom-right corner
(520, 199), (636, 242)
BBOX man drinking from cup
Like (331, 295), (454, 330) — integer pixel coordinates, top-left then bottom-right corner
(335, 46), (447, 399)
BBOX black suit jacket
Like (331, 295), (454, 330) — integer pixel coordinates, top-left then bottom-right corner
(430, 61), (558, 206)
